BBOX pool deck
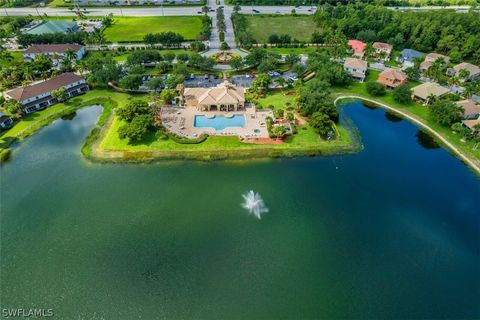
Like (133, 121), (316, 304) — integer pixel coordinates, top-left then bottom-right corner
(160, 106), (272, 139)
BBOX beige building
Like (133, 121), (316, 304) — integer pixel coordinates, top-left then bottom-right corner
(456, 99), (480, 119)
(420, 53), (450, 72)
(181, 81), (246, 112)
(411, 82), (449, 104)
(447, 62), (480, 81)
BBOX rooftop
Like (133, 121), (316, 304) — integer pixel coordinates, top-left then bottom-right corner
(343, 58), (368, 70)
(456, 99), (480, 117)
(412, 82), (449, 100)
(184, 81), (245, 106)
(378, 68), (408, 81)
(25, 44), (83, 54)
(6, 73), (84, 101)
(25, 21), (78, 35)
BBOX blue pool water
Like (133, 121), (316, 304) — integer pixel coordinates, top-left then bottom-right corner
(194, 114), (245, 130)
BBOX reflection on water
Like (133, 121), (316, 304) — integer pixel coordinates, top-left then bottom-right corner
(416, 130), (440, 149)
(61, 111), (77, 121)
(385, 111), (403, 122)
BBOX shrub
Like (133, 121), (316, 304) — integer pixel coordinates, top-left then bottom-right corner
(366, 82), (386, 96)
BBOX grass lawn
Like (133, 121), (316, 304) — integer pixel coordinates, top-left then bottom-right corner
(100, 115), (352, 155)
(332, 77), (480, 165)
(244, 15), (319, 43)
(103, 16), (203, 42)
(0, 51), (22, 67)
(264, 47), (324, 55)
(255, 90), (297, 110)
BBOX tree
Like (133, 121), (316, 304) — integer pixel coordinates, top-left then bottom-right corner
(118, 114), (153, 142)
(271, 125), (287, 138)
(285, 54), (300, 65)
(296, 78), (336, 120)
(392, 84), (412, 104)
(165, 73), (185, 89)
(160, 89), (177, 105)
(309, 112), (332, 137)
(229, 57), (244, 70)
(4, 100), (22, 115)
(251, 73), (272, 93)
(146, 77), (164, 92)
(116, 100), (151, 122)
(458, 68), (471, 81)
(51, 87), (68, 102)
(275, 77), (286, 89)
(429, 99), (462, 127)
(366, 82), (386, 96)
(163, 53), (176, 63)
(119, 74), (143, 90)
(405, 67), (420, 81)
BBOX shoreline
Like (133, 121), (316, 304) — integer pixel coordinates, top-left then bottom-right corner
(84, 110), (361, 163)
(334, 95), (480, 176)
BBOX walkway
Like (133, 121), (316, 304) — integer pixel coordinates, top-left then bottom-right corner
(334, 95), (480, 175)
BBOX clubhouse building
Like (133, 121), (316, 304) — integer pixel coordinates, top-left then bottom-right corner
(180, 81), (246, 111)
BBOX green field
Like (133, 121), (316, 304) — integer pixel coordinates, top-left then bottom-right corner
(0, 51), (22, 67)
(244, 15), (319, 43)
(103, 16), (203, 42)
(99, 115), (353, 155)
(256, 91), (297, 110)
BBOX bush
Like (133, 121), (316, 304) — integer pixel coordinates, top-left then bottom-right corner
(392, 84), (412, 104)
(168, 133), (209, 144)
(366, 82), (386, 96)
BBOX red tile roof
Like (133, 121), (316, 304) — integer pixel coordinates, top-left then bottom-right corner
(348, 40), (366, 53)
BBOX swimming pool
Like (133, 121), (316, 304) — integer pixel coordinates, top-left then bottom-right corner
(194, 114), (245, 130)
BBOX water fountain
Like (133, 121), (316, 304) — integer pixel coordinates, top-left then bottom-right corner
(241, 190), (269, 219)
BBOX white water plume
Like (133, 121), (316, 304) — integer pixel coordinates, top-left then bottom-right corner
(241, 190), (268, 219)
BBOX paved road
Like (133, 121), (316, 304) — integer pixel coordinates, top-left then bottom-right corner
(0, 5), (316, 16)
(1, 4), (475, 16)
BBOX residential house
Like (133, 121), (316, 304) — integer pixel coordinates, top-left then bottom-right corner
(181, 81), (245, 112)
(4, 73), (89, 114)
(456, 99), (480, 120)
(411, 82), (449, 104)
(0, 112), (14, 130)
(377, 68), (408, 88)
(447, 62), (480, 81)
(461, 119), (480, 134)
(420, 53), (450, 72)
(343, 58), (368, 82)
(372, 42), (393, 61)
(397, 49), (423, 69)
(347, 40), (366, 58)
(23, 44), (85, 67)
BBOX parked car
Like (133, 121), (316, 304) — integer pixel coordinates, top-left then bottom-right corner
(190, 74), (195, 80)
(204, 74), (209, 79)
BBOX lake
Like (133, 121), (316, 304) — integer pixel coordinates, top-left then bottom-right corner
(1, 102), (479, 319)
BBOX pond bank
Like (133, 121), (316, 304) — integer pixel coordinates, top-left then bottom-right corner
(335, 95), (480, 176)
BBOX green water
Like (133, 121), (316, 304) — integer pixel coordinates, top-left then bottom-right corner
(1, 103), (479, 319)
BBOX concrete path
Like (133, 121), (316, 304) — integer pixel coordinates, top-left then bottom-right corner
(335, 95), (480, 175)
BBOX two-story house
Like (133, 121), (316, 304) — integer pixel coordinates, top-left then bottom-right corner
(377, 69), (408, 89)
(343, 58), (368, 82)
(23, 44), (85, 67)
(4, 73), (89, 114)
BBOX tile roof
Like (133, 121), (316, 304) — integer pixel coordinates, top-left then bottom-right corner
(6, 73), (84, 101)
(412, 82), (449, 100)
(24, 44), (83, 54)
(453, 62), (480, 76)
(378, 68), (407, 81)
(184, 81), (245, 106)
(373, 42), (393, 51)
(348, 40), (366, 53)
(343, 58), (368, 70)
(456, 99), (480, 117)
